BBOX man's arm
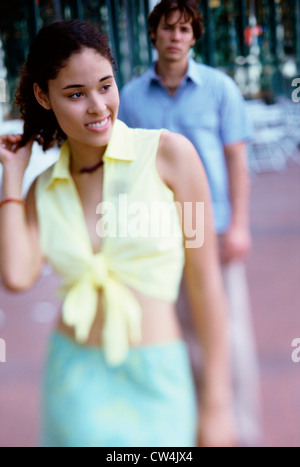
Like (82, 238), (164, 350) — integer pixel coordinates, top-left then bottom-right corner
(221, 141), (252, 263)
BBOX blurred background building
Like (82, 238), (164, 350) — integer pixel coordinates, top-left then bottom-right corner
(0, 0), (300, 119)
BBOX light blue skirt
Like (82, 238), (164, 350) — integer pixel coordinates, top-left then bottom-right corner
(41, 332), (197, 447)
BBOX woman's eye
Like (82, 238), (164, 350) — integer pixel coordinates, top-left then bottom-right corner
(101, 84), (111, 92)
(69, 92), (83, 99)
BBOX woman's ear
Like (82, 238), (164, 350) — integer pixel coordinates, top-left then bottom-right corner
(33, 83), (52, 110)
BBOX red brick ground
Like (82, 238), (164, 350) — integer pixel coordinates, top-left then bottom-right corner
(247, 158), (300, 447)
(0, 159), (299, 447)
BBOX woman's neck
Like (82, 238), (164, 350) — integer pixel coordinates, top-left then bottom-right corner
(68, 140), (106, 175)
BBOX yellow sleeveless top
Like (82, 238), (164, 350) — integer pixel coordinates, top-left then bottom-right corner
(36, 120), (185, 366)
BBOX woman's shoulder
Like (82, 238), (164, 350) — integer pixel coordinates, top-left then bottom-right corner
(114, 119), (161, 149)
(158, 130), (200, 169)
(157, 130), (206, 193)
(127, 125), (197, 174)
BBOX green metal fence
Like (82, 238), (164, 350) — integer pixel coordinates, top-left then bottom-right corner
(0, 0), (153, 113)
(195, 0), (300, 98)
(0, 0), (299, 115)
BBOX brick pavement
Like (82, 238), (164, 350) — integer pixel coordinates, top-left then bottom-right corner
(0, 159), (299, 447)
(247, 158), (300, 447)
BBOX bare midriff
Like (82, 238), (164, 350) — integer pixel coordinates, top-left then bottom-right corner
(57, 286), (183, 348)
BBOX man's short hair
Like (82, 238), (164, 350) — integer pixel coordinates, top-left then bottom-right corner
(148, 0), (204, 44)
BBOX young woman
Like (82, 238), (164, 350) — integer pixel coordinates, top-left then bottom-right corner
(0, 20), (235, 447)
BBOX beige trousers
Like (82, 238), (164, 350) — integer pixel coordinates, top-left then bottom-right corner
(177, 260), (262, 446)
(222, 260), (262, 446)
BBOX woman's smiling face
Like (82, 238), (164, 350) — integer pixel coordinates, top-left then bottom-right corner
(38, 48), (120, 154)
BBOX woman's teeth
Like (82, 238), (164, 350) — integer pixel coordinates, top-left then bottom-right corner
(87, 118), (108, 128)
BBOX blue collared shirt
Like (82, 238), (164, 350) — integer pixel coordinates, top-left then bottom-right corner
(118, 59), (252, 234)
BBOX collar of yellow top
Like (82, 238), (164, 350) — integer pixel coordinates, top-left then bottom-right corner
(47, 120), (136, 188)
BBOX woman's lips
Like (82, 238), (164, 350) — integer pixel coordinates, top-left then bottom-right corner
(85, 117), (109, 131)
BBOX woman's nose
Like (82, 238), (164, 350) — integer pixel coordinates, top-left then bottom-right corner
(88, 94), (107, 114)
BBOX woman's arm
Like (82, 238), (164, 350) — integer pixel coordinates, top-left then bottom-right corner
(0, 134), (43, 290)
(157, 131), (236, 447)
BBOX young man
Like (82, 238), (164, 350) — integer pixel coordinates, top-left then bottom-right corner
(119, 0), (261, 447)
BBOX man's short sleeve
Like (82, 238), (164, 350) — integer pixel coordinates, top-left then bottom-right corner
(219, 75), (253, 145)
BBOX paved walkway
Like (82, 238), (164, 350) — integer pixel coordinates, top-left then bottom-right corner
(247, 158), (300, 447)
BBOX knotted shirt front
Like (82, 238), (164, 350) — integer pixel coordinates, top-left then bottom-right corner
(36, 120), (185, 366)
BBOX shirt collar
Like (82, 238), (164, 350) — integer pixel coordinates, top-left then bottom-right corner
(149, 57), (203, 87)
(47, 119), (135, 188)
(186, 58), (203, 86)
(104, 119), (136, 162)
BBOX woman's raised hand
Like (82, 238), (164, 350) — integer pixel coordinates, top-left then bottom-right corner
(0, 134), (34, 174)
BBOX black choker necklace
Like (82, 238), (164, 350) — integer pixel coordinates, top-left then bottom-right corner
(80, 159), (104, 174)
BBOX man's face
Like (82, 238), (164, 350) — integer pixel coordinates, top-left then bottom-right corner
(151, 9), (196, 62)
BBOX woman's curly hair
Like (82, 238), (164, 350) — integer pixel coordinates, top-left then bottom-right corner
(15, 20), (117, 152)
